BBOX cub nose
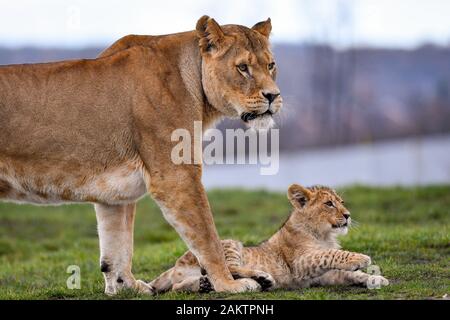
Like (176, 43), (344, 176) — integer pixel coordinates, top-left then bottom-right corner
(262, 92), (280, 104)
(343, 213), (350, 220)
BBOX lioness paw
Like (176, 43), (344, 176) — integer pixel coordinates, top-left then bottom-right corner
(214, 278), (261, 293)
(238, 278), (262, 292)
(105, 278), (155, 296)
(135, 280), (156, 295)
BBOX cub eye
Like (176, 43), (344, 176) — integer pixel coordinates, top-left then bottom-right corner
(325, 201), (334, 207)
(237, 64), (248, 72)
(268, 62), (275, 70)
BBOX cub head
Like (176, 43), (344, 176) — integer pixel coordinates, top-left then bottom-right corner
(196, 15), (282, 130)
(287, 184), (351, 236)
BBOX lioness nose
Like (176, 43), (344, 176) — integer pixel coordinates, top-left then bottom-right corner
(343, 213), (350, 220)
(262, 92), (280, 104)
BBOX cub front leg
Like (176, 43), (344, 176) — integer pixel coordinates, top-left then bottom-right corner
(294, 249), (372, 280)
(220, 239), (274, 290)
(311, 270), (389, 288)
(219, 240), (274, 291)
(229, 266), (275, 291)
(328, 250), (372, 271)
(95, 203), (153, 295)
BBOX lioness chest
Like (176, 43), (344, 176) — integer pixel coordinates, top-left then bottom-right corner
(0, 159), (147, 205)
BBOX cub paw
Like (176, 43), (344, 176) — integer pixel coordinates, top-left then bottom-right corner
(346, 254), (372, 271)
(199, 276), (214, 293)
(367, 275), (389, 288)
(251, 271), (275, 291)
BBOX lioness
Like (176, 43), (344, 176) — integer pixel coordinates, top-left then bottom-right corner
(0, 16), (282, 294)
(149, 184), (389, 293)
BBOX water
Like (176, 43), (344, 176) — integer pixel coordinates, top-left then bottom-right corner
(202, 134), (450, 190)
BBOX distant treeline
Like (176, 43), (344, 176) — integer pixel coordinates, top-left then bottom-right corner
(1, 43), (449, 150)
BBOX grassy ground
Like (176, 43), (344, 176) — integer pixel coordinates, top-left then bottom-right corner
(0, 185), (448, 300)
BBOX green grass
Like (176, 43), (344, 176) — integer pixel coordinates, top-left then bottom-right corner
(0, 185), (449, 300)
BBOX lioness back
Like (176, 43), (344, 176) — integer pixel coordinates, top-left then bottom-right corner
(0, 47), (156, 205)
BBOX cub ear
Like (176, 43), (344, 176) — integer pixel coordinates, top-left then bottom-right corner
(196, 15), (225, 53)
(252, 18), (272, 38)
(287, 184), (312, 209)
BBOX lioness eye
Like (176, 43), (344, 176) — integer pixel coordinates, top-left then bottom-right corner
(268, 62), (275, 70)
(237, 64), (248, 72)
(325, 201), (334, 207)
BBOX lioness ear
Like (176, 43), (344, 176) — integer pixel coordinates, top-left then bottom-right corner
(196, 15), (225, 53)
(287, 184), (312, 210)
(252, 18), (272, 38)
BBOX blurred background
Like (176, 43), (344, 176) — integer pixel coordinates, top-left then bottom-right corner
(1, 0), (449, 189)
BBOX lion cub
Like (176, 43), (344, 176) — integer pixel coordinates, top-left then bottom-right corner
(150, 184), (389, 293)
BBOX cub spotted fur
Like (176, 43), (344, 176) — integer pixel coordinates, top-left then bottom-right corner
(150, 184), (389, 292)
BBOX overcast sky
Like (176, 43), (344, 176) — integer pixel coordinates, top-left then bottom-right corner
(0, 0), (449, 48)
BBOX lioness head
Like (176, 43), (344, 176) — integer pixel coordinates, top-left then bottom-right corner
(196, 16), (282, 130)
(287, 184), (351, 235)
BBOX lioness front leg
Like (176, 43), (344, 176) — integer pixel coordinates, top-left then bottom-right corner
(95, 203), (153, 295)
(148, 166), (256, 293)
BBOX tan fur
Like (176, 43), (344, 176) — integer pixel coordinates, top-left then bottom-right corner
(0, 16), (282, 294)
(150, 184), (389, 293)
